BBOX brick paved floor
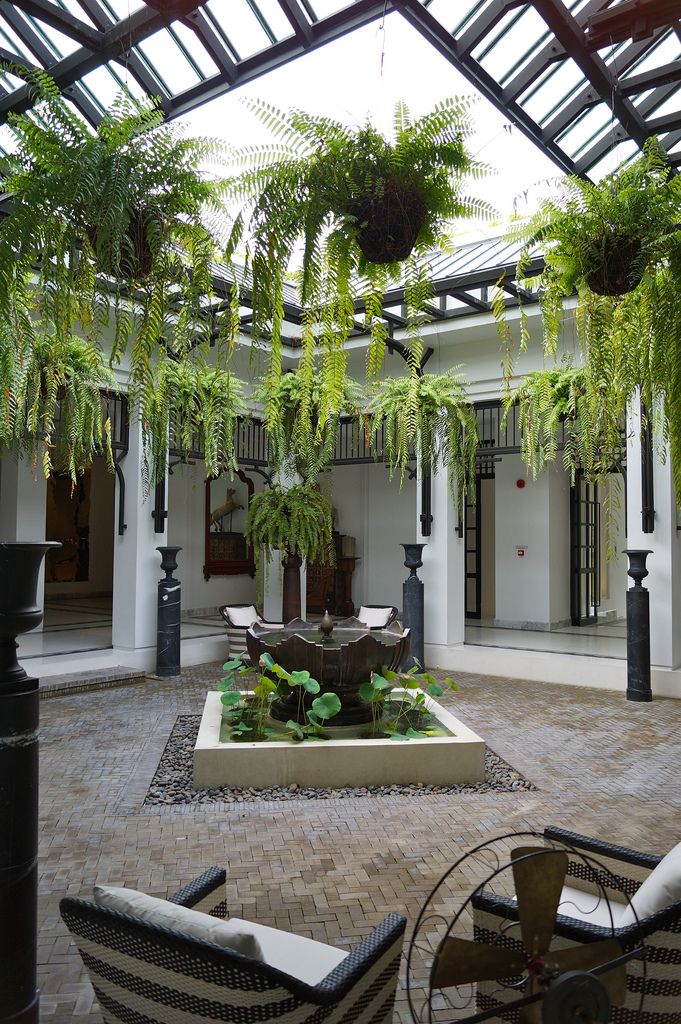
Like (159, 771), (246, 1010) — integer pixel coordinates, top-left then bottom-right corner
(37, 664), (681, 1021)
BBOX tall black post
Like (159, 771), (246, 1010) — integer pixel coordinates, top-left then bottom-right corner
(402, 543), (426, 671)
(156, 546), (182, 677)
(624, 549), (653, 703)
(0, 541), (59, 1024)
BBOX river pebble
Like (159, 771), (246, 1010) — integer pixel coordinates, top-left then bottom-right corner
(143, 715), (536, 806)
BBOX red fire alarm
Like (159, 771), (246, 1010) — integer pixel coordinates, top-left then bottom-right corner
(516, 479), (526, 489)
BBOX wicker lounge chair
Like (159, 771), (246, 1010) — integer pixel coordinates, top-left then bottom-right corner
(60, 866), (407, 1024)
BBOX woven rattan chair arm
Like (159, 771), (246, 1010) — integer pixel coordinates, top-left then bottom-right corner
(167, 867), (227, 907)
(311, 913), (407, 1004)
(544, 827), (661, 869)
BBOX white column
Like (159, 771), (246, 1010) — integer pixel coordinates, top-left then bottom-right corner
(419, 470), (465, 651)
(111, 419), (167, 650)
(0, 455), (48, 621)
(626, 402), (681, 669)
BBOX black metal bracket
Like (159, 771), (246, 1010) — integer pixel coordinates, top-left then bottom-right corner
(113, 453), (127, 536)
(152, 478), (168, 533)
(242, 463), (273, 488)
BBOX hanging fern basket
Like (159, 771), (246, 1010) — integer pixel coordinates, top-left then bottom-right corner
(346, 180), (427, 265)
(86, 206), (155, 280)
(584, 229), (644, 296)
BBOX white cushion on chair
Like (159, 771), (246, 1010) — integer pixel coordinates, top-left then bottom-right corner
(618, 841), (681, 927)
(557, 885), (626, 929)
(229, 917), (348, 985)
(93, 887), (263, 960)
(357, 606), (391, 628)
(225, 605), (260, 627)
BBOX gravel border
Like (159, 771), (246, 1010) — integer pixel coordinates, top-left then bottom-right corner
(144, 715), (536, 805)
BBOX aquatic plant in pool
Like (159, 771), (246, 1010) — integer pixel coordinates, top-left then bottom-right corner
(217, 655), (459, 744)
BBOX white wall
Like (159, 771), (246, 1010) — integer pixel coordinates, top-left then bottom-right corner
(494, 455), (571, 629)
(330, 463), (415, 612)
(167, 461), (260, 614)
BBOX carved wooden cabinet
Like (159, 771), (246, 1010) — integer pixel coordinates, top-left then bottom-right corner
(306, 534), (358, 616)
(203, 469), (255, 579)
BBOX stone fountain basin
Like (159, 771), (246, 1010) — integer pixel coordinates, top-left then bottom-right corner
(246, 618), (411, 726)
(193, 690), (486, 789)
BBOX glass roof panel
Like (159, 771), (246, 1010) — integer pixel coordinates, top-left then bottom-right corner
(21, 14), (79, 57)
(621, 31), (681, 80)
(587, 138), (638, 180)
(167, 21), (221, 79)
(100, 0), (146, 17)
(645, 87), (681, 120)
(448, 0), (496, 37)
(0, 18), (42, 64)
(203, 0), (280, 57)
(55, 0), (99, 28)
(305, 0), (358, 19)
(519, 59), (588, 124)
(556, 101), (615, 160)
(247, 0), (296, 40)
(81, 64), (146, 110)
(474, 8), (549, 83)
(137, 29), (203, 96)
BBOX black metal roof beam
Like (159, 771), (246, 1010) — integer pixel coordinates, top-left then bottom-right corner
(449, 289), (490, 312)
(0, 4), (178, 122)
(530, 0), (651, 159)
(620, 59), (681, 94)
(395, 0), (581, 176)
(0, 2), (102, 123)
(502, 279), (534, 302)
(164, 0), (393, 121)
(9, 0), (100, 48)
(456, 0), (520, 57)
(277, 0), (314, 44)
(541, 30), (667, 142)
(76, 0), (170, 105)
(575, 79), (681, 171)
(181, 7), (238, 83)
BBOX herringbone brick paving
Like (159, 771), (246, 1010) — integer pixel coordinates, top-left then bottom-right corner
(37, 664), (681, 1021)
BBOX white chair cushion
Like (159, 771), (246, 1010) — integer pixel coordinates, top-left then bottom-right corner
(358, 606), (391, 628)
(618, 841), (681, 927)
(225, 605), (260, 627)
(229, 917), (348, 985)
(557, 885), (626, 929)
(93, 886), (263, 960)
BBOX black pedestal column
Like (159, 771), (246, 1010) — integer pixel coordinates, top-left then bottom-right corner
(402, 543), (426, 671)
(0, 541), (59, 1024)
(624, 549), (653, 702)
(156, 546), (182, 677)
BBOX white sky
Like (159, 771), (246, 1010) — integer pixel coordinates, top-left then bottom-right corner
(180, 10), (562, 235)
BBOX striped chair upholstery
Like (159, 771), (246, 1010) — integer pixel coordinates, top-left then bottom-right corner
(60, 867), (407, 1024)
(218, 606), (283, 662)
(472, 827), (681, 1023)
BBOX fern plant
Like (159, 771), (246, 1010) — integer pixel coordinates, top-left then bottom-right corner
(225, 97), (491, 443)
(368, 370), (478, 506)
(509, 365), (625, 483)
(503, 139), (681, 498)
(0, 323), (115, 481)
(142, 357), (247, 485)
(253, 370), (364, 480)
(245, 483), (334, 578)
(0, 67), (236, 482)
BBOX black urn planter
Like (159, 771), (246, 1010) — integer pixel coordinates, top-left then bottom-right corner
(156, 546), (182, 678)
(402, 543), (426, 671)
(0, 541), (59, 1024)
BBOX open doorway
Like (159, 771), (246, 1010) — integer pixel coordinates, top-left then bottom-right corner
(42, 458), (115, 655)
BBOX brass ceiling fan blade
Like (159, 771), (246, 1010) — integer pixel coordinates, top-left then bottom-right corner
(543, 939), (627, 1004)
(511, 847), (568, 958)
(432, 936), (526, 988)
